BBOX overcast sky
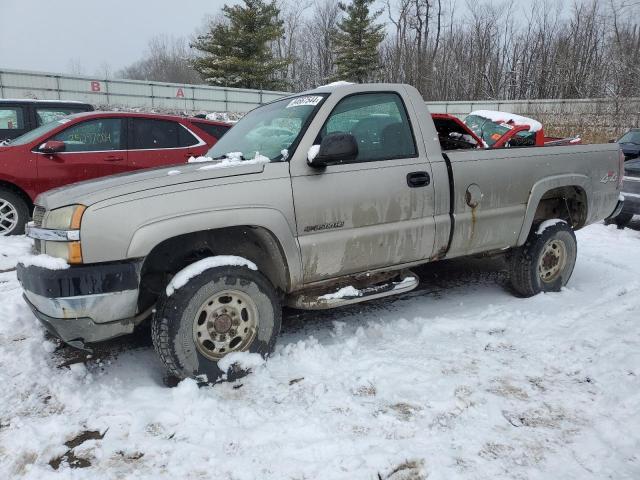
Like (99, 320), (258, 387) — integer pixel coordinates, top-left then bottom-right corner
(0, 0), (231, 76)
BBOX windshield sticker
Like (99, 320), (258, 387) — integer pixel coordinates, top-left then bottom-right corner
(286, 96), (323, 108)
(499, 122), (514, 130)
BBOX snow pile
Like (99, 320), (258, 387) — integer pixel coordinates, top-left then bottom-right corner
(189, 152), (270, 171)
(469, 110), (543, 132)
(0, 224), (639, 479)
(17, 253), (69, 270)
(0, 235), (32, 271)
(308, 144), (320, 162)
(166, 255), (258, 296)
(536, 219), (567, 235)
(320, 285), (361, 300)
(218, 352), (265, 373)
(320, 81), (354, 87)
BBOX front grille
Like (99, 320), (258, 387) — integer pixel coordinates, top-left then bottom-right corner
(32, 206), (45, 227)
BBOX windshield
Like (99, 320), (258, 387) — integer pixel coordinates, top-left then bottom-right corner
(464, 114), (514, 147)
(206, 94), (327, 161)
(8, 118), (72, 146)
(619, 130), (640, 145)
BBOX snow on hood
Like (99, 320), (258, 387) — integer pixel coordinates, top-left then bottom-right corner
(469, 110), (543, 132)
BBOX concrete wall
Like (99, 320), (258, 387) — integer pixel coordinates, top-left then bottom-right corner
(0, 68), (289, 113)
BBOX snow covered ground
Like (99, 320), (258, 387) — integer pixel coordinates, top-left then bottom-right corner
(0, 222), (639, 479)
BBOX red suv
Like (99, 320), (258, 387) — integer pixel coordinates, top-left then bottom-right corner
(0, 112), (231, 235)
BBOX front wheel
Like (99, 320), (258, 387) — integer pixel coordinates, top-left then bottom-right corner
(151, 265), (281, 382)
(509, 221), (577, 297)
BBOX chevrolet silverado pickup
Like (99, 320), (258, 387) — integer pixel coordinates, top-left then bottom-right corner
(17, 83), (624, 381)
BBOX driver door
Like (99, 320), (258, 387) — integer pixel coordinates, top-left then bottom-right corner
(290, 92), (437, 283)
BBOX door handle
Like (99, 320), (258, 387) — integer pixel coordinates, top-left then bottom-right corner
(407, 171), (430, 188)
(105, 155), (124, 162)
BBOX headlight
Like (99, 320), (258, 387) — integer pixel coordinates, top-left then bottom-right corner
(44, 205), (86, 230)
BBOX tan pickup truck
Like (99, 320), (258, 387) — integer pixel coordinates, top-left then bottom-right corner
(17, 83), (624, 380)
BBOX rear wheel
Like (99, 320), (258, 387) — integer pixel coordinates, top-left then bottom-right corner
(0, 188), (29, 236)
(151, 265), (281, 382)
(509, 221), (577, 297)
(608, 212), (633, 229)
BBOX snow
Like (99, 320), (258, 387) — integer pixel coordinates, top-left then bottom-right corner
(166, 170), (181, 176)
(536, 219), (567, 235)
(469, 110), (543, 132)
(320, 285), (361, 300)
(0, 235), (32, 271)
(189, 152), (270, 171)
(280, 149), (289, 160)
(0, 222), (639, 479)
(218, 352), (265, 373)
(308, 144), (320, 162)
(17, 253), (69, 270)
(165, 256), (258, 296)
(319, 81), (354, 87)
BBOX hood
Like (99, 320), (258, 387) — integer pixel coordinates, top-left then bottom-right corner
(35, 159), (269, 210)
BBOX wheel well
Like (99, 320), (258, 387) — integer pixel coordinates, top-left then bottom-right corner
(0, 180), (33, 213)
(137, 226), (290, 311)
(532, 186), (587, 230)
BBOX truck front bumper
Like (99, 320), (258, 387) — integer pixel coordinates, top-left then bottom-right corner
(17, 260), (143, 347)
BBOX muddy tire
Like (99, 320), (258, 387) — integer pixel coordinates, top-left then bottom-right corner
(151, 265), (281, 382)
(0, 188), (29, 236)
(509, 221), (577, 297)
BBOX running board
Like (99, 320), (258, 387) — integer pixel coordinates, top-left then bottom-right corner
(287, 271), (420, 310)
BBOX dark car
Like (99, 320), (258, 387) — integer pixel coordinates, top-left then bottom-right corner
(607, 158), (640, 228)
(0, 99), (94, 144)
(618, 128), (640, 161)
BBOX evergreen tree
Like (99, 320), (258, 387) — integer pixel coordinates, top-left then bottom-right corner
(332, 0), (385, 83)
(191, 0), (290, 90)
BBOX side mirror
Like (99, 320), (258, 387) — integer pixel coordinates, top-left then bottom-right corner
(39, 140), (66, 154)
(308, 133), (358, 168)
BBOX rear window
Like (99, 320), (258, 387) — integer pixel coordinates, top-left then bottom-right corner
(191, 121), (231, 140)
(0, 107), (25, 130)
(131, 118), (199, 149)
(36, 107), (89, 126)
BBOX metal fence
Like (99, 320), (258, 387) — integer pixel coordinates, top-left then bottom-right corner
(0, 68), (289, 113)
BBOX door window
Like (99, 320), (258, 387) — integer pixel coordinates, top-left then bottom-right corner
(131, 119), (195, 149)
(52, 118), (123, 152)
(320, 93), (417, 162)
(0, 107), (25, 130)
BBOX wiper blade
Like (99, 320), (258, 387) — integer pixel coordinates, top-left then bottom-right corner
(212, 153), (246, 160)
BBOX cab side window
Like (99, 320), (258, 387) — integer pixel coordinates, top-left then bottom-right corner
(0, 107), (25, 130)
(321, 93), (416, 162)
(52, 118), (123, 152)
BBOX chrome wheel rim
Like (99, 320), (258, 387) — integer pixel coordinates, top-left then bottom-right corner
(538, 239), (567, 283)
(192, 289), (258, 361)
(0, 198), (18, 235)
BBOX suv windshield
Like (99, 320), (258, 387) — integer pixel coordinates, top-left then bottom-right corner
(206, 94), (327, 161)
(619, 130), (640, 145)
(9, 117), (75, 146)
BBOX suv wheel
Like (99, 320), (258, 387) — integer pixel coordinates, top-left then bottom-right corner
(509, 221), (577, 297)
(0, 188), (29, 236)
(151, 265), (281, 381)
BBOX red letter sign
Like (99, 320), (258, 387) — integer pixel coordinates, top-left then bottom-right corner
(176, 88), (185, 98)
(90, 81), (101, 92)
